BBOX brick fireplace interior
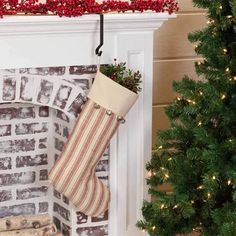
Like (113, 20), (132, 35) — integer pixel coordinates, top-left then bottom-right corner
(0, 65), (109, 236)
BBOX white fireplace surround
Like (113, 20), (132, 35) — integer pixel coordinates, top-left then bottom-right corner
(0, 13), (175, 236)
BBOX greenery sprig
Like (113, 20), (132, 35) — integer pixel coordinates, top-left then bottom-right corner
(100, 59), (142, 94)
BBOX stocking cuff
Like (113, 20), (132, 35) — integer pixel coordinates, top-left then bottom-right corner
(87, 71), (139, 117)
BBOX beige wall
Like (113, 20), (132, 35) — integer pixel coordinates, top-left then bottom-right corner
(152, 0), (206, 144)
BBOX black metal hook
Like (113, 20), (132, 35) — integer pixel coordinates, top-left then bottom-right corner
(95, 14), (104, 57)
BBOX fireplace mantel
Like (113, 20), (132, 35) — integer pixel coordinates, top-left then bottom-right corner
(0, 13), (175, 236)
(0, 13), (174, 35)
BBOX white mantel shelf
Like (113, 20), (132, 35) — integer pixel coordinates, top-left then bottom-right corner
(0, 13), (175, 36)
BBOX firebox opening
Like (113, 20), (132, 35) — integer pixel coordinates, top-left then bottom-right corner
(0, 66), (109, 236)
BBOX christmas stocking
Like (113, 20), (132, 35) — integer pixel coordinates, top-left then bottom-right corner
(49, 71), (138, 216)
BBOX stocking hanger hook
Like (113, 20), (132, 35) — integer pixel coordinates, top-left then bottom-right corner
(95, 14), (104, 57)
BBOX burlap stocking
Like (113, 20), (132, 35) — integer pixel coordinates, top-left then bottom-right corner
(49, 71), (138, 216)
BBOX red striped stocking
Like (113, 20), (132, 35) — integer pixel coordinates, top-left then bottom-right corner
(49, 72), (138, 216)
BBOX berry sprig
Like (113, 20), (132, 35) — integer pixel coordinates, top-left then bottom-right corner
(0, 0), (178, 18)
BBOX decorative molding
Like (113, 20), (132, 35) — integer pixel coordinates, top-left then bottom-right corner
(111, 32), (154, 236)
(0, 13), (175, 36)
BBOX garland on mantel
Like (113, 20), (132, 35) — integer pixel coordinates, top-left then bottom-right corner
(0, 0), (178, 18)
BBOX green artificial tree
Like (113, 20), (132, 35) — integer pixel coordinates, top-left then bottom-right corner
(137, 0), (236, 235)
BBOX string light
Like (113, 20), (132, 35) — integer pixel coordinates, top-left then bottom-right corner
(227, 15), (233, 19)
(207, 20), (215, 24)
(147, 171), (152, 177)
(197, 61), (202, 65)
(191, 200), (194, 204)
(234, 76), (236, 81)
(152, 226), (156, 230)
(177, 97), (181, 101)
(187, 99), (196, 105)
(164, 173), (170, 179)
(168, 157), (172, 161)
(160, 204), (165, 209)
(221, 94), (226, 100)
(223, 48), (228, 54)
(199, 91), (203, 96)
(212, 176), (216, 180)
(207, 193), (211, 198)
(158, 145), (163, 150)
(226, 68), (230, 72)
(142, 229), (146, 233)
(227, 180), (231, 185)
(198, 121), (202, 126)
(219, 5), (222, 10)
(173, 204), (178, 209)
(212, 31), (217, 36)
(197, 185), (203, 190)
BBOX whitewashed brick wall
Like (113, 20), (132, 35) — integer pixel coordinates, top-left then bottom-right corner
(0, 65), (109, 236)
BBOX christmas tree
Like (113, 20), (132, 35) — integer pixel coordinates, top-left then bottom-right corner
(137, 0), (236, 235)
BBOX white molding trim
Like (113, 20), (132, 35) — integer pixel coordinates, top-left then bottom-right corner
(0, 13), (176, 36)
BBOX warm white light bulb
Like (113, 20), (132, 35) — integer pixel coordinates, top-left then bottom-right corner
(221, 94), (226, 100)
(164, 173), (169, 179)
(147, 171), (152, 177)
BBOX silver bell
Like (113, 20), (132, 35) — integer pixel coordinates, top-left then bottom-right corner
(94, 103), (100, 109)
(117, 116), (125, 124)
(106, 110), (113, 116)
